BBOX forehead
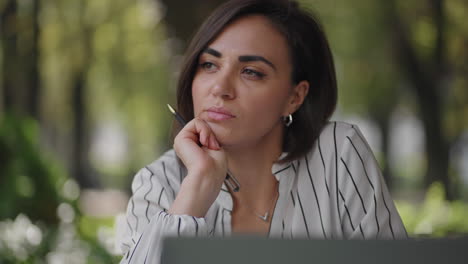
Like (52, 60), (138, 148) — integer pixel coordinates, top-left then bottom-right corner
(207, 15), (290, 61)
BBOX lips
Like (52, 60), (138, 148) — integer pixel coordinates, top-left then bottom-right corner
(205, 106), (236, 121)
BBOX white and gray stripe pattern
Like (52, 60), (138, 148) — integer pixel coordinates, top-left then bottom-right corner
(118, 121), (407, 264)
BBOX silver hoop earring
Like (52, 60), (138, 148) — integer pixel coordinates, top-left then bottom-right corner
(283, 114), (293, 127)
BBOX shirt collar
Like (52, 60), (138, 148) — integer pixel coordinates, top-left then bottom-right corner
(215, 152), (294, 211)
(271, 152), (292, 182)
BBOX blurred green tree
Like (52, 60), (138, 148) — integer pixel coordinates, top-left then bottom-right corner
(0, 114), (62, 223)
(381, 0), (468, 200)
(301, 0), (402, 188)
(4, 0), (175, 190)
(300, 0), (468, 199)
(1, 0), (40, 119)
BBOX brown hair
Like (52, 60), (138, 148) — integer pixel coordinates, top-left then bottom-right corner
(176, 0), (337, 163)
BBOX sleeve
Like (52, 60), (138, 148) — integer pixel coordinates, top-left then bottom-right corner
(117, 153), (210, 263)
(337, 125), (407, 239)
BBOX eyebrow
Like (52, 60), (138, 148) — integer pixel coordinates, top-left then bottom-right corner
(239, 55), (276, 70)
(202, 47), (276, 71)
(203, 47), (222, 58)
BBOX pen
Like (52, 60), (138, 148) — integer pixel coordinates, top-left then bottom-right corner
(167, 104), (241, 192)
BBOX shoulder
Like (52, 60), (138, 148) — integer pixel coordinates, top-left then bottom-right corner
(297, 121), (375, 172)
(145, 149), (181, 174)
(319, 121), (360, 141)
(312, 121), (369, 155)
(131, 149), (186, 193)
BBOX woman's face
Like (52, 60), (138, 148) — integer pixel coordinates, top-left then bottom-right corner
(192, 15), (308, 149)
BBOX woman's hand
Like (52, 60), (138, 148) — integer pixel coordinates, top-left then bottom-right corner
(170, 118), (227, 217)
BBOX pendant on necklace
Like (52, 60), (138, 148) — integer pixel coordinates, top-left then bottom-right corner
(256, 212), (269, 222)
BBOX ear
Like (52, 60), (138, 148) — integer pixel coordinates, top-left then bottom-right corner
(283, 80), (309, 116)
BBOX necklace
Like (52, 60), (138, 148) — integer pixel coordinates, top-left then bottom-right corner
(233, 184), (279, 222)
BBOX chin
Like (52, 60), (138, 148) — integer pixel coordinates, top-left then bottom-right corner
(208, 127), (240, 148)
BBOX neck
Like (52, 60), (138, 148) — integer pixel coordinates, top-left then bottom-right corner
(224, 124), (284, 201)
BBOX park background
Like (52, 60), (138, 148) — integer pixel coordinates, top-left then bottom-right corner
(1, 0), (467, 262)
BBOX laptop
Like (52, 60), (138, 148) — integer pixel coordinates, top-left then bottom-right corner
(161, 236), (467, 264)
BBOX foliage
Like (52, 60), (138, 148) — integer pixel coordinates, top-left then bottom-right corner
(0, 213), (121, 263)
(397, 182), (468, 237)
(1, 0), (174, 260)
(0, 115), (119, 262)
(0, 114), (63, 223)
(299, 0), (468, 199)
(38, 0), (173, 188)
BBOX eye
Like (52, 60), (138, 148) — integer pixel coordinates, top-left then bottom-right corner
(242, 68), (266, 80)
(199, 62), (217, 72)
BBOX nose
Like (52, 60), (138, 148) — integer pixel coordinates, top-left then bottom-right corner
(211, 70), (236, 100)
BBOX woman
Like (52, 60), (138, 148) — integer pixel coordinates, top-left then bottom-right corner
(118, 0), (407, 262)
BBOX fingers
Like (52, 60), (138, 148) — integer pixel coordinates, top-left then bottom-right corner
(178, 118), (220, 150)
(208, 132), (220, 150)
(193, 118), (220, 150)
(200, 122), (218, 150)
(173, 118), (226, 180)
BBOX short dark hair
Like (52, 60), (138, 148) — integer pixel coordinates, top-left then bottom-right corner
(176, 0), (337, 163)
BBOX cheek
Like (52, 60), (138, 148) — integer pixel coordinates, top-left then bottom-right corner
(249, 88), (289, 114)
(242, 91), (288, 128)
(191, 77), (207, 115)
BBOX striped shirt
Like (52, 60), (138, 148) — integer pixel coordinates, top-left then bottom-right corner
(118, 121), (407, 263)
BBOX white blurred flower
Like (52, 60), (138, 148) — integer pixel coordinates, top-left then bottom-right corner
(57, 203), (75, 223)
(46, 223), (90, 264)
(0, 214), (43, 260)
(62, 179), (80, 201)
(26, 225), (43, 246)
(97, 225), (117, 255)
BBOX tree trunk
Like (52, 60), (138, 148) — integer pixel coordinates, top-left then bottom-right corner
(1, 0), (41, 120)
(375, 114), (393, 189)
(70, 1), (100, 189)
(383, 0), (453, 200)
(1, 0), (18, 114)
(26, 0), (41, 121)
(71, 72), (99, 188)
